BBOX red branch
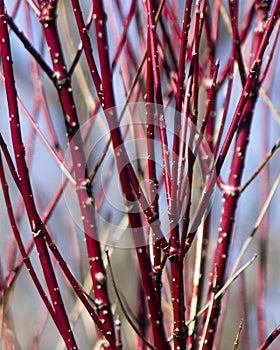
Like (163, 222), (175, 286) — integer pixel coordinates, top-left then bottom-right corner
(0, 1), (77, 348)
(36, 2), (117, 347)
(199, 2), (280, 348)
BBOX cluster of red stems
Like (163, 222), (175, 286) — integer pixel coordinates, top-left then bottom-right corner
(0, 0), (280, 349)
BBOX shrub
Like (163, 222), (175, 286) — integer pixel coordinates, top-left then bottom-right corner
(0, 1), (280, 349)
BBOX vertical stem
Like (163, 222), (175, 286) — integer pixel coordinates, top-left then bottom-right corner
(0, 153), (67, 345)
(0, 2), (77, 348)
(145, 32), (161, 295)
(74, 0), (169, 253)
(257, 86), (270, 346)
(37, 1), (116, 346)
(240, 273), (250, 349)
(145, 0), (171, 207)
(171, 0), (193, 211)
(199, 1), (278, 348)
(92, 2), (170, 348)
(146, 3), (190, 348)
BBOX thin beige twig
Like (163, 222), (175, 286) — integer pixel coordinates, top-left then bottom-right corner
(106, 250), (155, 350)
(259, 88), (280, 123)
(186, 254), (257, 326)
(240, 138), (280, 193)
(232, 320), (243, 350)
(188, 218), (205, 337)
(60, 1), (95, 111)
(230, 170), (280, 278)
(217, 0), (233, 35)
(198, 264), (218, 350)
(88, 0), (166, 183)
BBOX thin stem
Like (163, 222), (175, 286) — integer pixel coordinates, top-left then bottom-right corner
(199, 2), (279, 348)
(240, 138), (280, 192)
(186, 254), (257, 326)
(257, 325), (280, 350)
(91, 2), (170, 348)
(145, 30), (161, 293)
(232, 321), (243, 350)
(0, 153), (66, 342)
(146, 0), (171, 210)
(25, 0), (40, 16)
(5, 14), (54, 81)
(106, 251), (154, 350)
(38, 3), (116, 345)
(0, 2), (78, 347)
(230, 170), (280, 280)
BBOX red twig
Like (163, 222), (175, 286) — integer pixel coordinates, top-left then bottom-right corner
(0, 153), (62, 334)
(91, 2), (170, 348)
(199, 2), (279, 348)
(0, 2), (77, 347)
(145, 22), (161, 295)
(37, 3), (117, 346)
(257, 325), (280, 350)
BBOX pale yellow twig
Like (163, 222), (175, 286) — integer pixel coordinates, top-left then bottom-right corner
(188, 219), (205, 337)
(232, 320), (243, 350)
(240, 139), (280, 192)
(259, 88), (280, 123)
(230, 170), (280, 278)
(59, 2), (95, 111)
(186, 254), (257, 326)
(217, 0), (232, 35)
(198, 264), (218, 350)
